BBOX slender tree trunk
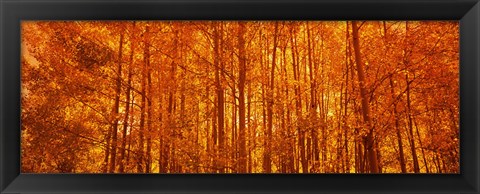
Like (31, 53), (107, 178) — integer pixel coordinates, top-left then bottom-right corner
(119, 22), (135, 173)
(103, 128), (111, 173)
(405, 74), (420, 173)
(264, 22), (278, 173)
(238, 22), (248, 173)
(318, 29), (328, 172)
(413, 116), (429, 173)
(137, 25), (148, 173)
(205, 84), (211, 172)
(284, 47), (295, 173)
(344, 22), (351, 173)
(213, 23), (225, 173)
(157, 83), (164, 173)
(231, 50), (237, 172)
(290, 25), (307, 173)
(247, 78), (253, 173)
(109, 27), (125, 173)
(351, 21), (379, 173)
(261, 27), (268, 173)
(389, 76), (407, 173)
(381, 21), (407, 173)
(349, 29), (359, 173)
(403, 21), (420, 173)
(126, 94), (135, 171)
(306, 22), (319, 168)
(145, 38), (152, 173)
(231, 86), (237, 172)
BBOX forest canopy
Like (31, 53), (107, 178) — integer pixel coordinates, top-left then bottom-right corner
(21, 21), (459, 173)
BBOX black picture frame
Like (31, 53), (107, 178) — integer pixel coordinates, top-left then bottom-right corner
(1, 0), (479, 193)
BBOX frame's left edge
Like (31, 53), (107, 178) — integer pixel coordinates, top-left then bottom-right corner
(0, 0), (7, 192)
(0, 0), (4, 192)
(1, 0), (21, 193)
(476, 1), (480, 192)
(477, 2), (479, 192)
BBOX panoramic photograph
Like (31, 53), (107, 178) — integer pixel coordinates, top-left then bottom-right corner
(21, 21), (459, 173)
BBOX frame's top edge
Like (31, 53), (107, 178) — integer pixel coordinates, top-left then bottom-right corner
(2, 0), (479, 3)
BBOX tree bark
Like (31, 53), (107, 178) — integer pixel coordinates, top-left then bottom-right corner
(213, 22), (225, 173)
(145, 33), (152, 173)
(119, 22), (135, 173)
(238, 22), (248, 173)
(137, 24), (148, 173)
(109, 27), (125, 173)
(383, 22), (407, 173)
(389, 76), (407, 173)
(351, 21), (379, 173)
(404, 21), (420, 173)
(290, 24), (307, 173)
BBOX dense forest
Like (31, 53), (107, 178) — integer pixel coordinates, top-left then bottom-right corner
(21, 21), (459, 173)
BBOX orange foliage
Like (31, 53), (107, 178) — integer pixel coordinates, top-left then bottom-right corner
(21, 21), (459, 173)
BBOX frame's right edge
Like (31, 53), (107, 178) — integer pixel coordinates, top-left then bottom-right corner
(460, 1), (480, 193)
(0, 0), (5, 192)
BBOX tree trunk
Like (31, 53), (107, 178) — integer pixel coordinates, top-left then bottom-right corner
(382, 22), (407, 173)
(344, 22), (351, 173)
(351, 21), (379, 173)
(145, 36), (152, 173)
(306, 22), (319, 168)
(413, 117), (429, 173)
(126, 94), (135, 171)
(119, 22), (135, 173)
(213, 23), (225, 173)
(260, 26), (268, 173)
(403, 21), (420, 173)
(389, 76), (407, 173)
(137, 24), (148, 173)
(238, 22), (248, 173)
(231, 50), (237, 172)
(109, 27), (124, 173)
(264, 22), (278, 173)
(290, 24), (307, 173)
(247, 77), (253, 173)
(103, 127), (111, 173)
